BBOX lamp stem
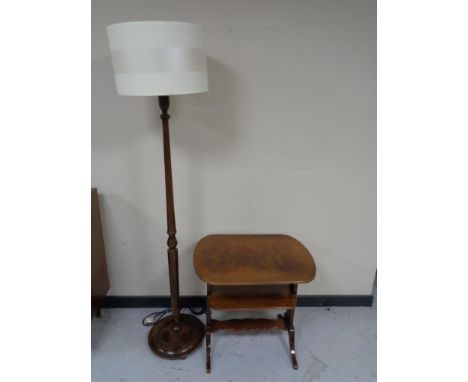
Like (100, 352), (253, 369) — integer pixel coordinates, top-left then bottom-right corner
(147, 95), (204, 358)
(159, 95), (180, 329)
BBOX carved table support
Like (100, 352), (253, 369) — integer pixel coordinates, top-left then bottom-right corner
(205, 283), (300, 372)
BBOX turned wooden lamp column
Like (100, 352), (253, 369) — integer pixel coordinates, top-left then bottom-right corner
(107, 21), (208, 359)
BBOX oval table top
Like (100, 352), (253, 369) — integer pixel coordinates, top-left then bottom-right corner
(193, 234), (316, 285)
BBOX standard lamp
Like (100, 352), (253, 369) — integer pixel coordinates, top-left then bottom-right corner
(106, 21), (208, 359)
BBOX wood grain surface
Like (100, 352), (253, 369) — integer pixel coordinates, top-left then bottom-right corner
(193, 234), (316, 285)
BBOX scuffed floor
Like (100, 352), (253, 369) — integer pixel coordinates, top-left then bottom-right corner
(92, 302), (376, 382)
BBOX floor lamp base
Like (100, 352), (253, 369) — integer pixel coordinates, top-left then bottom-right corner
(148, 313), (205, 359)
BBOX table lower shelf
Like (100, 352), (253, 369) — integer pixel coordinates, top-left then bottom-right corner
(210, 317), (287, 332)
(208, 294), (296, 311)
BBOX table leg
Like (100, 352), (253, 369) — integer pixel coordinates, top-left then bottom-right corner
(206, 285), (212, 373)
(206, 331), (211, 372)
(287, 284), (298, 369)
(286, 309), (298, 369)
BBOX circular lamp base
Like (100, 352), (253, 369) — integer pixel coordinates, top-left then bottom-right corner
(148, 313), (205, 359)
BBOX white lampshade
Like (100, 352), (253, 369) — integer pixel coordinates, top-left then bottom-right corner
(106, 21), (208, 96)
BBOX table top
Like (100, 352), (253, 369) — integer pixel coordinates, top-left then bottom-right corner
(193, 234), (316, 285)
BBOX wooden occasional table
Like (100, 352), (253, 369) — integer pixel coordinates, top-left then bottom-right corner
(193, 234), (316, 373)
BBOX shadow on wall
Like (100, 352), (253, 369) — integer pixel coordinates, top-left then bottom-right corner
(180, 57), (241, 293)
(179, 57), (240, 246)
(144, 56), (240, 157)
(145, 57), (240, 251)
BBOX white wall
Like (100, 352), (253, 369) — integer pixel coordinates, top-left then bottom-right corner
(92, 0), (376, 296)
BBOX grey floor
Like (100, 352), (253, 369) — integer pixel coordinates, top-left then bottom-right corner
(92, 299), (376, 382)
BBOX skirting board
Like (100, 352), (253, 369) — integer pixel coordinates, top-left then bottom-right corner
(102, 295), (374, 308)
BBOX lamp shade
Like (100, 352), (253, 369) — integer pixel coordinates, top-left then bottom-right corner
(106, 21), (208, 96)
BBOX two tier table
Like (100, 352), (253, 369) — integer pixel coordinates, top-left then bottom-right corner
(193, 234), (316, 373)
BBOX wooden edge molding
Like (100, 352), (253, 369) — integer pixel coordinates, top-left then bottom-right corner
(102, 295), (374, 308)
